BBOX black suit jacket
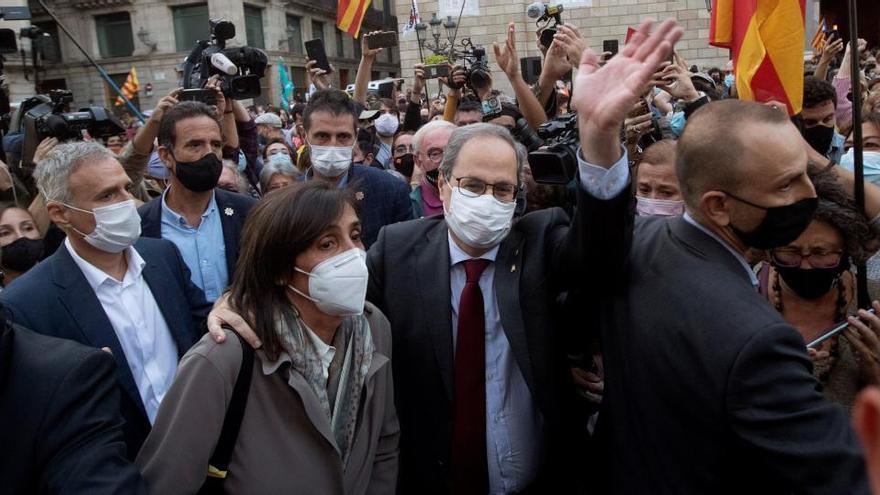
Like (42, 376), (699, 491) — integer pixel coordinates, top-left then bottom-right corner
(367, 184), (632, 493)
(0, 324), (147, 494)
(595, 216), (868, 494)
(0, 237), (211, 459)
(138, 188), (257, 279)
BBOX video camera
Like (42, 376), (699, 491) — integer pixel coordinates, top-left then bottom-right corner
(457, 38), (492, 91)
(525, 112), (580, 185)
(20, 90), (125, 167)
(181, 19), (268, 100)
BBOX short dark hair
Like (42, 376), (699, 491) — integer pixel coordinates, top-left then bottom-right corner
(457, 100), (482, 115)
(229, 181), (359, 361)
(803, 76), (838, 110)
(158, 101), (220, 149)
(262, 138), (294, 160)
(303, 89), (358, 132)
(291, 103), (306, 119)
(676, 100), (789, 207)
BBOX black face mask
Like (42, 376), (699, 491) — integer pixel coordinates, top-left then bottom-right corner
(803, 124), (835, 156)
(395, 153), (415, 178)
(725, 192), (818, 250)
(173, 152), (223, 192)
(2, 237), (43, 273)
(775, 258), (850, 299)
(425, 168), (440, 187)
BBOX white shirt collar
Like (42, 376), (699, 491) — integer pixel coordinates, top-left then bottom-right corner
(64, 238), (146, 290)
(447, 232), (500, 267)
(302, 321), (336, 369)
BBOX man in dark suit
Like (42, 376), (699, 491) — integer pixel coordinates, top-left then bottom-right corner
(0, 321), (147, 494)
(595, 99), (869, 493)
(1, 141), (211, 459)
(301, 89), (414, 247)
(138, 100), (256, 303)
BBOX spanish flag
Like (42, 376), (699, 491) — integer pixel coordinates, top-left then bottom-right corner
(115, 66), (139, 106)
(710, 0), (806, 115)
(337, 0), (372, 38)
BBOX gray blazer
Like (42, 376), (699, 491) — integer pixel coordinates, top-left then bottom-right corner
(136, 303), (399, 495)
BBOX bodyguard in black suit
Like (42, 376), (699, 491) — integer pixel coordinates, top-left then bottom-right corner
(0, 323), (147, 494)
(365, 23), (682, 493)
(595, 100), (869, 493)
(1, 141), (211, 458)
(138, 100), (256, 303)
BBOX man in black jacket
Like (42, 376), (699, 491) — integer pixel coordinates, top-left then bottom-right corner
(0, 322), (146, 494)
(596, 99), (869, 493)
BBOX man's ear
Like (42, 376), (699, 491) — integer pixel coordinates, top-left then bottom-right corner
(46, 201), (70, 230)
(700, 191), (732, 228)
(157, 145), (174, 171)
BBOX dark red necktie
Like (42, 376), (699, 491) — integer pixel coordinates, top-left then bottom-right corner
(452, 258), (491, 495)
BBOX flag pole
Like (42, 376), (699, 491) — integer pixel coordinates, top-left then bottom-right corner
(847, 0), (869, 308)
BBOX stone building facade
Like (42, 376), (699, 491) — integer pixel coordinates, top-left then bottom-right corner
(5, 0), (400, 114)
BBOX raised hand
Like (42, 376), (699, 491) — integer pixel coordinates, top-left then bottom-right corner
(412, 63), (426, 101)
(846, 301), (880, 384)
(573, 18), (683, 166)
(361, 31), (383, 61)
(306, 59), (332, 90)
(493, 22), (519, 79)
(553, 24), (586, 66)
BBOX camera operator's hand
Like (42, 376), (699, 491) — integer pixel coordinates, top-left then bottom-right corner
(32, 137), (59, 165)
(573, 18), (682, 166)
(438, 64), (465, 92)
(361, 31), (384, 61)
(205, 75), (227, 116)
(149, 89), (180, 125)
(412, 63), (426, 102)
(656, 63), (700, 101)
(494, 22), (520, 80)
(553, 24), (587, 67)
(543, 38), (573, 81)
(306, 60), (332, 90)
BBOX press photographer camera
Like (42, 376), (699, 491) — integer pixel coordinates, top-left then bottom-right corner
(181, 19), (268, 100)
(525, 112), (579, 185)
(19, 90), (125, 168)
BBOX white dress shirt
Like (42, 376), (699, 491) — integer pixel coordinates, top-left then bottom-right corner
(65, 239), (178, 424)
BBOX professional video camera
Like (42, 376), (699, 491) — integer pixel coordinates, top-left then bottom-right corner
(456, 38), (492, 91)
(182, 19), (268, 100)
(20, 90), (124, 167)
(526, 112), (579, 185)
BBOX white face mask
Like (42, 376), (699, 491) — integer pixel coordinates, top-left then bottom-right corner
(444, 187), (516, 249)
(374, 113), (399, 136)
(309, 143), (353, 178)
(64, 199), (142, 253)
(840, 149), (880, 184)
(636, 196), (685, 217)
(288, 248), (369, 316)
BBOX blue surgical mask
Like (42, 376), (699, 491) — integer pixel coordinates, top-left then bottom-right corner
(840, 149), (880, 186)
(669, 111), (687, 137)
(268, 153), (293, 167)
(724, 74), (735, 88)
(237, 151), (247, 172)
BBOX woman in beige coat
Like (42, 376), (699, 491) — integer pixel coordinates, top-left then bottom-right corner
(136, 181), (399, 494)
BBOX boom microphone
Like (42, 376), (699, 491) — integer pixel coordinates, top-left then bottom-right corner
(526, 1), (544, 19)
(210, 52), (237, 75)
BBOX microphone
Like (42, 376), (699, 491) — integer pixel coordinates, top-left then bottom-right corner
(526, 1), (544, 19)
(210, 52), (238, 75)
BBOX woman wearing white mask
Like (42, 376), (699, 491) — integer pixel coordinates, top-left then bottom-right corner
(840, 110), (880, 185)
(137, 181), (399, 494)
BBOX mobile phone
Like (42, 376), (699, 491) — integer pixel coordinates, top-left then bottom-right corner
(423, 64), (450, 80)
(603, 39), (619, 58)
(305, 39), (332, 73)
(178, 88), (217, 105)
(808, 308), (876, 348)
(366, 31), (399, 50)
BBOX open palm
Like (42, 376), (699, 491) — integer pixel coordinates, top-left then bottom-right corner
(572, 19), (683, 132)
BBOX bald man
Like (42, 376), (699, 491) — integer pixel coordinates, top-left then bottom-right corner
(596, 100), (869, 494)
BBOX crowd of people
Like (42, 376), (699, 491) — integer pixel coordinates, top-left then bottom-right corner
(5, 15), (880, 495)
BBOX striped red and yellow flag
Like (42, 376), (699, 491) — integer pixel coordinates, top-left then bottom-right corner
(810, 17), (826, 51)
(337, 0), (372, 38)
(710, 0), (806, 115)
(115, 66), (139, 106)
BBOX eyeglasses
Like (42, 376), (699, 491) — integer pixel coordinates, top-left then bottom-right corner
(423, 148), (444, 163)
(394, 144), (414, 155)
(454, 175), (518, 203)
(771, 247), (843, 269)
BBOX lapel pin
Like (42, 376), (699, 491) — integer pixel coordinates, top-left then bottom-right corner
(355, 191), (365, 201)
(224, 207), (234, 216)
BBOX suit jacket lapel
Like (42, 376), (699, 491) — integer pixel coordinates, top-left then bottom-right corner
(494, 229), (538, 397)
(668, 217), (755, 289)
(415, 222), (455, 401)
(213, 191), (238, 278)
(51, 247), (147, 418)
(141, 259), (193, 359)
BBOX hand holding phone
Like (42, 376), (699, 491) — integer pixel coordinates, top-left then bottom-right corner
(305, 39), (332, 73)
(366, 31), (399, 50)
(809, 308), (877, 348)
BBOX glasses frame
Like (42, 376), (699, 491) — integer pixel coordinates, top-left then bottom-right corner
(452, 174), (520, 203)
(770, 247), (844, 269)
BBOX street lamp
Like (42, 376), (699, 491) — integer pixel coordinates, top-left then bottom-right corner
(415, 12), (457, 60)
